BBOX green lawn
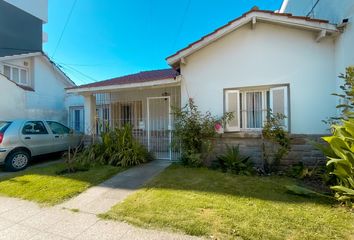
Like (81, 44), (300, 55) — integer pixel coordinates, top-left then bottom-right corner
(0, 162), (125, 205)
(102, 164), (354, 240)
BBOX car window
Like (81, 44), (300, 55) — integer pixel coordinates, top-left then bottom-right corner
(47, 121), (70, 134)
(0, 121), (11, 133)
(22, 121), (48, 135)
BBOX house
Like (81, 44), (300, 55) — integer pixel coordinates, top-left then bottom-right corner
(67, 2), (353, 164)
(0, 52), (76, 123)
(0, 0), (78, 124)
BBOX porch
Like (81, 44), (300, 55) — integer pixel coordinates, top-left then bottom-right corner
(66, 69), (181, 160)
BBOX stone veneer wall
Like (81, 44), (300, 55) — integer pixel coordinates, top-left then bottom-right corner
(209, 132), (327, 168)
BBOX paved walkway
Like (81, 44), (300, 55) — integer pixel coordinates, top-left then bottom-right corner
(0, 160), (200, 239)
(59, 160), (171, 214)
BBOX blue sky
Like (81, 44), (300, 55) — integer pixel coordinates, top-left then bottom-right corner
(44, 0), (283, 85)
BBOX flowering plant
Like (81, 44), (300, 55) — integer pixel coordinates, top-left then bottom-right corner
(214, 122), (223, 134)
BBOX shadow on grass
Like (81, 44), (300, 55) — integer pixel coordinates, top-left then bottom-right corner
(138, 163), (334, 205)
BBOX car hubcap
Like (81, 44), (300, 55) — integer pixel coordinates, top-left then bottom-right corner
(12, 154), (28, 169)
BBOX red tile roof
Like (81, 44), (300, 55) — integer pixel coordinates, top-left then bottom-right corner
(68, 69), (179, 90)
(166, 9), (331, 61)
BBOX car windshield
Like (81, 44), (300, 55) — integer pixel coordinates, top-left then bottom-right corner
(0, 121), (11, 133)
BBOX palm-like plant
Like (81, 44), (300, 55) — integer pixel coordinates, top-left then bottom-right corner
(217, 145), (253, 175)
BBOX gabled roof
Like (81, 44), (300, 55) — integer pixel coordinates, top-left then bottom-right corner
(166, 9), (339, 67)
(66, 69), (179, 93)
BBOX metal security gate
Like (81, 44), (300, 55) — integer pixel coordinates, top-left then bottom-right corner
(147, 96), (172, 160)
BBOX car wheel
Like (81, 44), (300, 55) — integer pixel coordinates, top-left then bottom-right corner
(5, 150), (30, 172)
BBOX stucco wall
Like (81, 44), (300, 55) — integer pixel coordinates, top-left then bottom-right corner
(25, 56), (71, 123)
(180, 22), (336, 134)
(0, 55), (77, 124)
(0, 75), (26, 120)
(284, 0), (354, 91)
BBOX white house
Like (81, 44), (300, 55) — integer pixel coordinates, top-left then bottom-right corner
(0, 52), (76, 123)
(67, 3), (353, 162)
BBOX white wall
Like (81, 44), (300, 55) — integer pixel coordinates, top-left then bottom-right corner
(25, 56), (72, 123)
(0, 55), (79, 124)
(0, 75), (26, 120)
(4, 0), (48, 23)
(284, 0), (354, 104)
(180, 23), (336, 134)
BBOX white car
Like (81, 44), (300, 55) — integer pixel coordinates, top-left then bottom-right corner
(0, 120), (83, 171)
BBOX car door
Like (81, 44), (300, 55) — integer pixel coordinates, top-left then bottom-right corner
(21, 121), (54, 156)
(46, 121), (73, 152)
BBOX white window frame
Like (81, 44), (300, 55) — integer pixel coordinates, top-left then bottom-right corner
(241, 90), (268, 131)
(269, 86), (289, 129)
(225, 90), (240, 131)
(2, 64), (29, 86)
(225, 85), (289, 132)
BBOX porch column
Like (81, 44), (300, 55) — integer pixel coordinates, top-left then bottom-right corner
(84, 94), (96, 135)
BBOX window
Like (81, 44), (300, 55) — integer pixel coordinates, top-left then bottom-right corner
(3, 64), (28, 86)
(46, 121), (70, 134)
(74, 110), (81, 131)
(69, 107), (84, 133)
(225, 86), (288, 131)
(22, 121), (48, 135)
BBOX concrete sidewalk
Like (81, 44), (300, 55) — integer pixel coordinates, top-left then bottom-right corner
(0, 196), (201, 240)
(59, 160), (171, 214)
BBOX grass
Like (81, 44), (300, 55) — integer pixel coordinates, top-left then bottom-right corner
(101, 164), (354, 240)
(0, 162), (125, 205)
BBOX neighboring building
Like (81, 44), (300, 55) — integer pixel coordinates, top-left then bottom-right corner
(0, 52), (75, 123)
(0, 0), (47, 57)
(0, 0), (79, 125)
(280, 0), (354, 91)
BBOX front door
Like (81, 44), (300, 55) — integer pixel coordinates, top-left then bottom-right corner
(147, 96), (171, 160)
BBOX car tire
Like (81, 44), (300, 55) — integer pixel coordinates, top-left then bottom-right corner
(5, 150), (30, 172)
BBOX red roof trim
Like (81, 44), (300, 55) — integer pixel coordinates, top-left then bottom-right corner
(166, 9), (330, 61)
(67, 69), (179, 90)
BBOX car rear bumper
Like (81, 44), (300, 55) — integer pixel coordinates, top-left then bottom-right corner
(0, 148), (8, 163)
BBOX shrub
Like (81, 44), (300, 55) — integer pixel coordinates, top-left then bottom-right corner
(323, 67), (354, 125)
(262, 110), (291, 173)
(323, 119), (354, 207)
(172, 98), (233, 167)
(75, 125), (154, 167)
(217, 145), (254, 175)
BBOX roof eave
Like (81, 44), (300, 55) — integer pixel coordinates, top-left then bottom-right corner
(166, 11), (339, 67)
